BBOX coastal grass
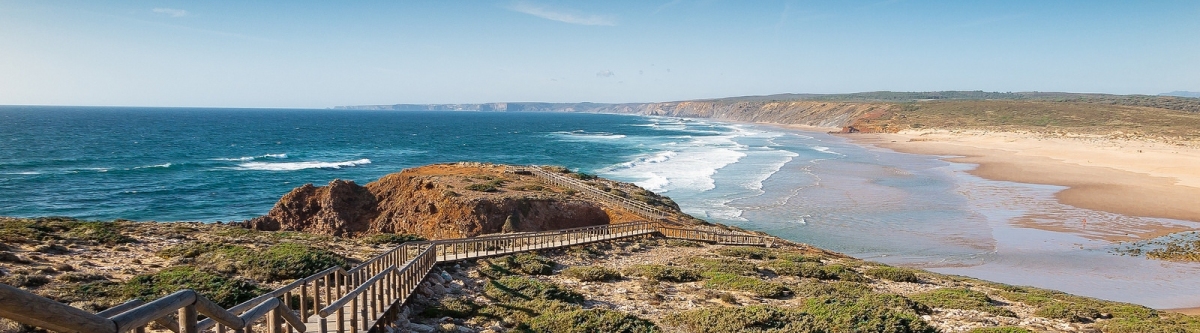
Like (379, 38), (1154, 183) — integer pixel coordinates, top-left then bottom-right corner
(484, 276), (584, 303)
(622, 264), (701, 283)
(0, 217), (133, 245)
(158, 241), (348, 282)
(864, 266), (923, 283)
(665, 300), (935, 333)
(527, 308), (659, 333)
(703, 272), (790, 298)
(362, 233), (426, 245)
(715, 246), (773, 259)
(910, 288), (1015, 317)
(122, 266), (267, 308)
(562, 265), (621, 282)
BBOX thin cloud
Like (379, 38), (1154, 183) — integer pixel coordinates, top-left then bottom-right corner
(597, 70), (615, 77)
(152, 8), (188, 18)
(509, 1), (616, 26)
(654, 0), (684, 14)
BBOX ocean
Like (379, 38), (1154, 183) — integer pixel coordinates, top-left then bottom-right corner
(2, 106), (1198, 308)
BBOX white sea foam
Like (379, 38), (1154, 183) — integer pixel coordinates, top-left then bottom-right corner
(743, 150), (799, 191)
(549, 131), (627, 141)
(3, 171), (42, 175)
(134, 163), (172, 169)
(212, 153), (289, 161)
(602, 131), (747, 193)
(237, 158), (371, 171)
(812, 146), (844, 156)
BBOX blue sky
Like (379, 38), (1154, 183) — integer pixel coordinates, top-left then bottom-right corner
(1, 1), (1198, 108)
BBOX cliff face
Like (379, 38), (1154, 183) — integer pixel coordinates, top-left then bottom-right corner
(335, 100), (891, 130)
(589, 100), (893, 129)
(245, 164), (640, 239)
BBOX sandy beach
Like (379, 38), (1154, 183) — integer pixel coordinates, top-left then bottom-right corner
(845, 130), (1200, 240)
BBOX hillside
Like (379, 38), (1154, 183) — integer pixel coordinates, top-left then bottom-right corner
(336, 91), (1200, 141)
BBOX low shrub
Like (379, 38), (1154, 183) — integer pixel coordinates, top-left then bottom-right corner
(623, 265), (701, 282)
(170, 242), (348, 282)
(466, 183), (498, 192)
(562, 266), (620, 282)
(703, 273), (790, 298)
(487, 253), (556, 276)
(157, 241), (237, 259)
(716, 246), (772, 260)
(363, 233), (426, 245)
(66, 221), (135, 245)
(122, 266), (266, 308)
(528, 308), (658, 333)
(800, 293), (935, 333)
(910, 288), (1015, 317)
(773, 251), (823, 263)
(422, 296), (481, 318)
(238, 243), (347, 282)
(768, 261), (863, 281)
(865, 266), (922, 283)
(484, 276), (583, 303)
(663, 305), (815, 333)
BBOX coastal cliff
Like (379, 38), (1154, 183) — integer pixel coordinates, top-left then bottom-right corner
(244, 163), (674, 239)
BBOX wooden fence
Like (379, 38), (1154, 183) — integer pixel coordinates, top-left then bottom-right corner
(508, 166), (672, 221)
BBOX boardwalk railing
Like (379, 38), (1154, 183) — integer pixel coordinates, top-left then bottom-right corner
(2, 194), (775, 333)
(509, 166), (672, 221)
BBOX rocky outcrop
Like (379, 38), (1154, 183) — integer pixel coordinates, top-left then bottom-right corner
(245, 164), (639, 239)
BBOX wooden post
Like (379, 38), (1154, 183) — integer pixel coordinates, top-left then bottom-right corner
(179, 304), (198, 333)
(301, 282), (310, 320)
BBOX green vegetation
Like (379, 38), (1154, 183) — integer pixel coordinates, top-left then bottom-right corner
(0, 217), (133, 244)
(688, 257), (758, 276)
(485, 276), (584, 303)
(362, 233), (426, 245)
(875, 100), (1200, 140)
(622, 264), (701, 282)
(910, 288), (1015, 317)
(715, 246), (772, 259)
(423, 272), (659, 332)
(561, 266), (621, 282)
(766, 260), (863, 281)
(484, 253), (556, 276)
(158, 241), (347, 282)
(1114, 231), (1200, 262)
(703, 273), (790, 298)
(665, 300), (935, 333)
(528, 308), (658, 333)
(865, 266), (922, 283)
(664, 305), (814, 333)
(122, 266), (266, 308)
(466, 183), (499, 192)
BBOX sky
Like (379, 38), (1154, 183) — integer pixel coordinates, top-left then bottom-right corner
(1, 0), (1198, 108)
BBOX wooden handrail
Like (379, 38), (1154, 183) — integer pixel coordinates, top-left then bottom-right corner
(0, 283), (116, 333)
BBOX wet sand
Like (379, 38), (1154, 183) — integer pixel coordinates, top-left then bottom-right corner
(1165, 307), (1200, 316)
(848, 130), (1200, 229)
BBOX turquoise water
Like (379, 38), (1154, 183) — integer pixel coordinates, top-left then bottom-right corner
(2, 106), (1199, 308)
